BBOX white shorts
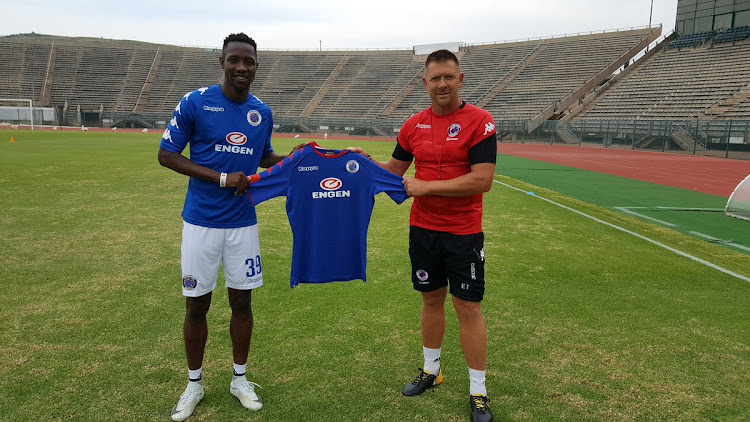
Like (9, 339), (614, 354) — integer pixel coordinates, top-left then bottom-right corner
(181, 221), (264, 297)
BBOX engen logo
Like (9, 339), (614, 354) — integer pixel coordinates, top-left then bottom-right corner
(313, 177), (350, 199)
(320, 177), (342, 191)
(226, 132), (247, 145)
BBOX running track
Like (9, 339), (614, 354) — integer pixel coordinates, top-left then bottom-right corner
(497, 144), (750, 198)
(19, 127), (748, 197)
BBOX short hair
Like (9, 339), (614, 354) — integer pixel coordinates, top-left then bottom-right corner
(425, 49), (459, 68)
(222, 33), (257, 54)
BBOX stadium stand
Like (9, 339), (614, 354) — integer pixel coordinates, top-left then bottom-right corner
(666, 31), (714, 49)
(0, 27), (656, 130)
(713, 25), (750, 44)
(571, 40), (750, 121)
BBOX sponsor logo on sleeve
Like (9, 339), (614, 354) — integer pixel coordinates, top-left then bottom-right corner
(484, 122), (495, 136)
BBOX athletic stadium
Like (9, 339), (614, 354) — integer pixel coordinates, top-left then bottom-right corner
(1, 1), (749, 421)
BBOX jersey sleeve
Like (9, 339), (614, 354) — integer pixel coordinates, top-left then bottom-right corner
(159, 92), (195, 153)
(469, 133), (497, 165)
(246, 147), (303, 205)
(471, 110), (496, 148)
(364, 157), (408, 204)
(261, 109), (274, 159)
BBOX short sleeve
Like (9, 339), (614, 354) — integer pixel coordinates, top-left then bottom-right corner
(365, 157), (408, 204)
(159, 93), (195, 154)
(246, 148), (302, 205)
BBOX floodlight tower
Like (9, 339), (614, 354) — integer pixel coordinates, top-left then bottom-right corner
(649, 0), (654, 27)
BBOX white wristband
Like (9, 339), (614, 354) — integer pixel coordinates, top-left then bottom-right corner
(220, 172), (227, 188)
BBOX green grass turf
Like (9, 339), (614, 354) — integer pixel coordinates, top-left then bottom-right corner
(498, 154), (750, 254)
(0, 130), (748, 421)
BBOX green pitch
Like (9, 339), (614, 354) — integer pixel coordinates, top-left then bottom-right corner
(0, 130), (748, 421)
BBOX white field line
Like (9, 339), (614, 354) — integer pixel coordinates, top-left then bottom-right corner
(613, 207), (677, 227)
(494, 180), (750, 284)
(689, 231), (750, 253)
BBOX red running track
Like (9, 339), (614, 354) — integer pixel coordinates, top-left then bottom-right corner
(498, 144), (750, 198)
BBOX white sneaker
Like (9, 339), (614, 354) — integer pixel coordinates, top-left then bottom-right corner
(171, 382), (204, 421)
(230, 377), (263, 411)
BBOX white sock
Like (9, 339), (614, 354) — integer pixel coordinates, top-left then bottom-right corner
(188, 367), (202, 383)
(468, 367), (487, 396)
(233, 363), (247, 377)
(423, 347), (441, 375)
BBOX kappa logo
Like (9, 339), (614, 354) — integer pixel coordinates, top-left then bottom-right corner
(203, 105), (224, 112)
(169, 117), (179, 129)
(320, 177), (342, 191)
(226, 132), (247, 145)
(162, 129), (173, 143)
(416, 123), (431, 129)
(484, 122), (495, 136)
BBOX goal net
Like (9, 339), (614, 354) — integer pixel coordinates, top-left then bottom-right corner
(0, 98), (34, 129)
(725, 174), (750, 221)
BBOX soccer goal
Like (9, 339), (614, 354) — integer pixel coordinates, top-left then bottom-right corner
(0, 98), (34, 130)
(725, 174), (750, 221)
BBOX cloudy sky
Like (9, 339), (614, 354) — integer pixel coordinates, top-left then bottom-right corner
(3, 0), (678, 49)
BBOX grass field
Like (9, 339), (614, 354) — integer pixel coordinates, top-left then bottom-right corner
(1, 130), (749, 421)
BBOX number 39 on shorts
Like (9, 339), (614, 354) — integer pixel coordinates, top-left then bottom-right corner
(245, 255), (262, 277)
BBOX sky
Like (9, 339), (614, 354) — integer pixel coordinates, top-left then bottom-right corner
(2, 0), (679, 50)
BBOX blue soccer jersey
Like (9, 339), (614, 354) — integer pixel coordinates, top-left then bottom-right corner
(159, 84), (274, 228)
(247, 143), (408, 287)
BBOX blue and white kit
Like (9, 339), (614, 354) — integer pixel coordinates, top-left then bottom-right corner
(247, 143), (408, 287)
(159, 84), (274, 228)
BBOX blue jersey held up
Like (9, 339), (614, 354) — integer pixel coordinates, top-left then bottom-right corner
(247, 143), (408, 287)
(159, 84), (274, 228)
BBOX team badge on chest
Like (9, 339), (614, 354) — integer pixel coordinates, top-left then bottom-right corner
(346, 160), (360, 174)
(247, 110), (262, 126)
(448, 123), (461, 137)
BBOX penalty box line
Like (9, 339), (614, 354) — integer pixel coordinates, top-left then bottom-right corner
(493, 180), (750, 284)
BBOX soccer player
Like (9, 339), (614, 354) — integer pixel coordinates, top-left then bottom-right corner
(348, 49), (496, 422)
(158, 33), (304, 421)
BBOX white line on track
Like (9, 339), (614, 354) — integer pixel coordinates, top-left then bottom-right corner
(494, 179), (750, 284)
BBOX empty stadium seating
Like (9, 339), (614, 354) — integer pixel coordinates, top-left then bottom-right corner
(714, 26), (750, 44)
(666, 31), (713, 49)
(5, 26), (748, 130)
(573, 40), (750, 121)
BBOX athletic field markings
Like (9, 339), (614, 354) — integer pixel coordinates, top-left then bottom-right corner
(688, 231), (750, 253)
(493, 179), (750, 284)
(613, 207), (677, 227)
(613, 206), (750, 254)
